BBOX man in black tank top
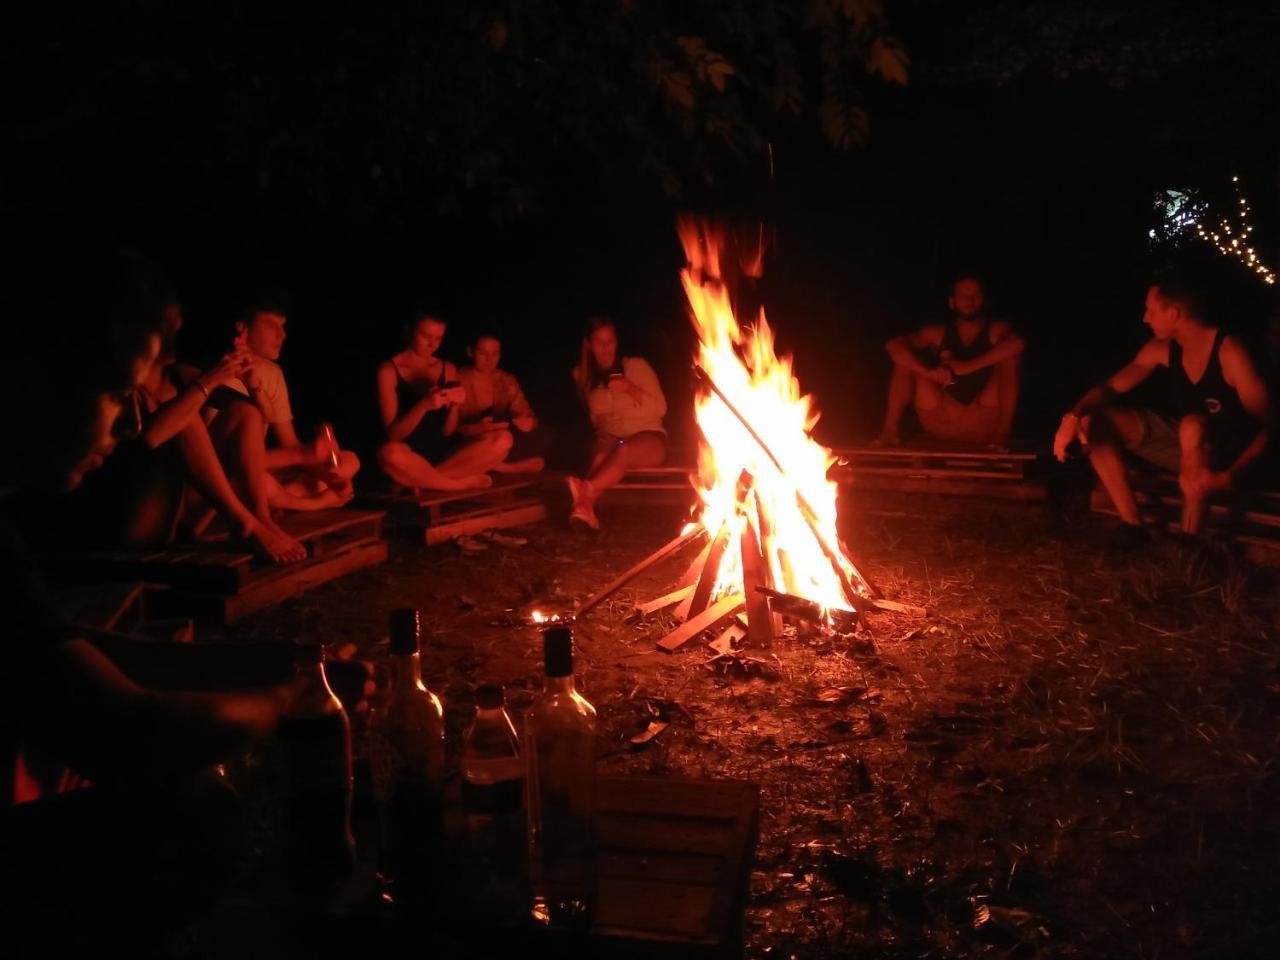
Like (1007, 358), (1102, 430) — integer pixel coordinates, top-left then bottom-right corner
(878, 276), (1025, 449)
(1053, 276), (1274, 537)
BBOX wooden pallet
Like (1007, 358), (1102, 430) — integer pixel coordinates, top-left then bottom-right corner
(359, 475), (549, 544)
(54, 509), (388, 623)
(831, 445), (1045, 502)
(601, 466), (696, 506)
(1090, 483), (1280, 566)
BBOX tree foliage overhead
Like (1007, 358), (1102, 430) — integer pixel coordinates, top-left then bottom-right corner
(2, 1), (908, 221)
(904, 0), (1280, 90)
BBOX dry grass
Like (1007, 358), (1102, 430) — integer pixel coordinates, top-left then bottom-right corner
(229, 491), (1280, 959)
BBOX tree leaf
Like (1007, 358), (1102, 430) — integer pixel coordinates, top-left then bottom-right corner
(870, 36), (910, 85)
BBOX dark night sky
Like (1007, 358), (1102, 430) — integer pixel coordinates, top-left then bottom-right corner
(4, 2), (1278, 461)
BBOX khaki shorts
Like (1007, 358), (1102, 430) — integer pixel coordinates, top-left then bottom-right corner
(918, 393), (1000, 444)
(1123, 408), (1182, 473)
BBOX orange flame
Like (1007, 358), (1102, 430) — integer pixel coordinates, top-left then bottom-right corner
(679, 217), (860, 611)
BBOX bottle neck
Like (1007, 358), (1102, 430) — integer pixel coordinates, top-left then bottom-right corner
(543, 674), (575, 695)
(291, 661), (340, 716)
(390, 651), (424, 693)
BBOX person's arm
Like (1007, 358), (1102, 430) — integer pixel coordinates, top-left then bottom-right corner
(622, 358), (667, 419)
(1053, 339), (1167, 461)
(886, 325), (949, 381)
(442, 362), (462, 437)
(507, 372), (537, 427)
(947, 322), (1025, 376)
(142, 351), (251, 449)
(1216, 336), (1274, 486)
(378, 362), (439, 442)
(22, 637), (290, 786)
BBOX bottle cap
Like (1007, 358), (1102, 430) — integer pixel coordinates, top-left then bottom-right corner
(475, 684), (505, 709)
(543, 626), (573, 677)
(389, 608), (421, 655)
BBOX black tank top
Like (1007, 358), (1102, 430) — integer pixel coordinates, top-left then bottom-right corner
(392, 359), (449, 451)
(938, 320), (994, 405)
(1167, 330), (1248, 426)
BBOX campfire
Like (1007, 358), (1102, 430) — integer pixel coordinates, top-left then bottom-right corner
(580, 219), (923, 649)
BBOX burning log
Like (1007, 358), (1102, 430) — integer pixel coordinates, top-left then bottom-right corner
(677, 519), (733, 622)
(658, 593), (745, 653)
(634, 584), (694, 616)
(754, 587), (863, 634)
(577, 524), (707, 616)
(739, 509), (775, 645)
(692, 365), (879, 604)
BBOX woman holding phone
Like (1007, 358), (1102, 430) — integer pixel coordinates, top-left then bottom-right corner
(457, 329), (553, 473)
(377, 311), (511, 491)
(566, 315), (667, 529)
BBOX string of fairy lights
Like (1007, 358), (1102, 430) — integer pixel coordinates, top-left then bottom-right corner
(1194, 176), (1277, 286)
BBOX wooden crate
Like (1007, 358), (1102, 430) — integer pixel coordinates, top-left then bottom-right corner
(55, 509), (388, 623)
(831, 445), (1045, 502)
(548, 774), (760, 959)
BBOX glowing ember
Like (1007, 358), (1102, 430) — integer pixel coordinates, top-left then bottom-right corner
(529, 610), (564, 624)
(678, 218), (867, 613)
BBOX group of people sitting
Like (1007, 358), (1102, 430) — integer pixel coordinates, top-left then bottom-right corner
(53, 289), (673, 570)
(375, 312), (667, 531)
(876, 273), (1275, 539)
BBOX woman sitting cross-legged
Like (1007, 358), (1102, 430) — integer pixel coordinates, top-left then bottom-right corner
(377, 311), (509, 492)
(457, 329), (554, 475)
(566, 315), (667, 530)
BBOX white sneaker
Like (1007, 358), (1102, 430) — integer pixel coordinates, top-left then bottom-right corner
(569, 502), (600, 531)
(455, 534), (488, 553)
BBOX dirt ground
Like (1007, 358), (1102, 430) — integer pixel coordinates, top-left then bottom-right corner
(225, 490), (1280, 960)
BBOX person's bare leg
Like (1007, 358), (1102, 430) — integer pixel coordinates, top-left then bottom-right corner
(1087, 408), (1144, 527)
(437, 430), (514, 477)
(876, 361), (915, 445)
(175, 418), (307, 563)
(206, 403), (305, 549)
(1178, 414), (1211, 535)
(492, 457), (545, 474)
(585, 433), (666, 498)
(378, 442), (492, 491)
(993, 355), (1021, 446)
(207, 405), (271, 518)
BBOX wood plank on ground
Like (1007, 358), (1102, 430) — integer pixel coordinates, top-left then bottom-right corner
(659, 593), (745, 652)
(423, 501), (548, 545)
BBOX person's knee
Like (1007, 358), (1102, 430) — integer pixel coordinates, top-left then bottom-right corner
(913, 377), (942, 410)
(338, 450), (360, 479)
(485, 428), (514, 455)
(224, 401), (263, 433)
(378, 441), (408, 473)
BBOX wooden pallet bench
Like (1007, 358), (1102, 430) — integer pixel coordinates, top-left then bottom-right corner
(359, 475), (548, 545)
(52, 509), (388, 623)
(1090, 479), (1280, 566)
(830, 445), (1045, 502)
(600, 466), (696, 506)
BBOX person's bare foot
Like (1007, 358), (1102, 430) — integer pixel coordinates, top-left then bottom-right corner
(492, 457), (545, 474)
(243, 519), (308, 563)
